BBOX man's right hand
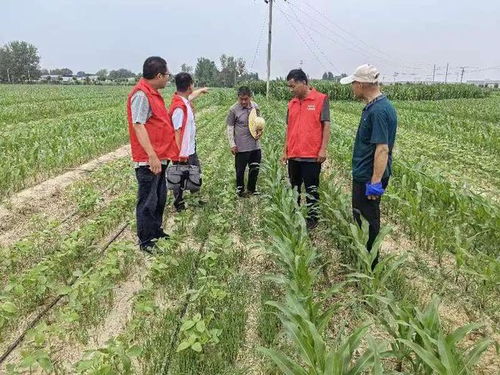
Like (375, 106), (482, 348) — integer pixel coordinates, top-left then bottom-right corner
(148, 154), (162, 175)
(231, 146), (238, 155)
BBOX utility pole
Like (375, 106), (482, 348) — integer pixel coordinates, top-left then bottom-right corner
(460, 67), (464, 83)
(432, 64), (436, 82)
(266, 0), (273, 99)
(6, 68), (10, 83)
(444, 63), (449, 83)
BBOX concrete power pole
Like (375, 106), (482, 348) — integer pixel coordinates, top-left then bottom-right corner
(432, 64), (436, 82)
(266, 0), (274, 99)
(444, 63), (449, 83)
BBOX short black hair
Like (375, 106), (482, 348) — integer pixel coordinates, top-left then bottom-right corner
(286, 69), (308, 84)
(143, 56), (167, 79)
(237, 86), (252, 97)
(175, 72), (194, 92)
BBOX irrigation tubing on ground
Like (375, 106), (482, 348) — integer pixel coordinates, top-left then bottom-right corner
(159, 238), (208, 375)
(0, 221), (129, 365)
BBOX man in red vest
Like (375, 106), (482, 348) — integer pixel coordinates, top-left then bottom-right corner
(126, 56), (179, 253)
(281, 69), (331, 230)
(168, 72), (208, 211)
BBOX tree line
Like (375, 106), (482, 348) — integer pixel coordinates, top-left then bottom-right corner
(0, 40), (259, 86)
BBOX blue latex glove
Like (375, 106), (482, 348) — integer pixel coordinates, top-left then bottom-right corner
(365, 182), (385, 197)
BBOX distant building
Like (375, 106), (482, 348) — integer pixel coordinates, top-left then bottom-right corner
(39, 74), (61, 81)
(467, 80), (500, 88)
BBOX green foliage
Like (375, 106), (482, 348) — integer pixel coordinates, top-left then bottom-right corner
(239, 80), (489, 101)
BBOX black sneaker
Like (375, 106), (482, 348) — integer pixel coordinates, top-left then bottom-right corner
(175, 204), (186, 213)
(306, 218), (319, 231)
(157, 231), (170, 240)
(140, 244), (155, 255)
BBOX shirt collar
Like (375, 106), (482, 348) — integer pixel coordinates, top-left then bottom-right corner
(363, 94), (385, 111)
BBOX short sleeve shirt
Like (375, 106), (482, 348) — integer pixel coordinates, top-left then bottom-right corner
(226, 102), (261, 152)
(130, 91), (152, 124)
(352, 95), (398, 183)
(286, 95), (331, 162)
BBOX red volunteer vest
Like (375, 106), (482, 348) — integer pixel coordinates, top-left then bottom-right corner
(127, 79), (179, 162)
(286, 88), (328, 159)
(168, 94), (189, 161)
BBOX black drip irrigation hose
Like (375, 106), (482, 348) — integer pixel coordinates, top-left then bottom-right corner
(0, 221), (129, 365)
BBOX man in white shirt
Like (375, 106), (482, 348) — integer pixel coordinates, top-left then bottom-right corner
(168, 72), (208, 211)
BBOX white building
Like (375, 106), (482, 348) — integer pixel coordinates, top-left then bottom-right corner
(467, 80), (500, 88)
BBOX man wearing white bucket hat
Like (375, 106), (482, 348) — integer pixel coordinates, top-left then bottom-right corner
(340, 64), (398, 269)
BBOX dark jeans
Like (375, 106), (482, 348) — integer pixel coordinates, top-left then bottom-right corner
(288, 160), (321, 221)
(235, 149), (262, 194)
(352, 177), (390, 264)
(173, 153), (201, 211)
(136, 164), (168, 249)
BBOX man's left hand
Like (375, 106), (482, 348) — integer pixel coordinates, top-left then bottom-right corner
(366, 181), (384, 200)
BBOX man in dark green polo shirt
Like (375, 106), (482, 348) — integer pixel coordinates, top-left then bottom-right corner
(341, 64), (398, 268)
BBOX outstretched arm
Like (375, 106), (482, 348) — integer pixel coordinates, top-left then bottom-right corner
(189, 87), (209, 101)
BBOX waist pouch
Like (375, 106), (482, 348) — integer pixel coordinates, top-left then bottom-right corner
(166, 164), (202, 192)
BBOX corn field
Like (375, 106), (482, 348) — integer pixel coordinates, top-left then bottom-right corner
(241, 80), (490, 101)
(0, 84), (498, 374)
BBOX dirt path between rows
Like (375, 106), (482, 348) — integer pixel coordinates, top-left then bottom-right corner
(0, 145), (130, 245)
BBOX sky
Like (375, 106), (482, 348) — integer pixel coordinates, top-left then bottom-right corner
(2, 0), (500, 82)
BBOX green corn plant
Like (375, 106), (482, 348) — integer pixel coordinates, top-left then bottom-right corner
(397, 296), (495, 375)
(347, 219), (407, 296)
(372, 294), (420, 372)
(260, 292), (377, 375)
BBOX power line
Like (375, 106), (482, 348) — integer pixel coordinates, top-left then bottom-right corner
(250, 13), (268, 70)
(286, 0), (432, 70)
(275, 1), (332, 73)
(284, 1), (342, 74)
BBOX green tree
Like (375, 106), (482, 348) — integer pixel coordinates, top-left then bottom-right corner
(96, 69), (108, 81)
(50, 68), (73, 76)
(180, 63), (194, 74)
(0, 41), (41, 82)
(194, 57), (219, 86)
(108, 68), (135, 81)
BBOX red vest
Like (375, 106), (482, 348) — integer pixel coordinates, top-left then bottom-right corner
(126, 79), (179, 162)
(286, 88), (328, 159)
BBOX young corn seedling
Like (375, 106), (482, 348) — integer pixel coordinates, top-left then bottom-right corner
(397, 296), (495, 375)
(346, 219), (406, 298)
(260, 293), (377, 375)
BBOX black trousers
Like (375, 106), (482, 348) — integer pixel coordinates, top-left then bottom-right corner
(235, 149), (262, 193)
(352, 177), (390, 262)
(288, 160), (321, 221)
(136, 164), (168, 248)
(173, 153), (201, 211)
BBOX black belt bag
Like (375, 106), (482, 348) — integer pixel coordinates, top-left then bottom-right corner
(166, 164), (202, 192)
